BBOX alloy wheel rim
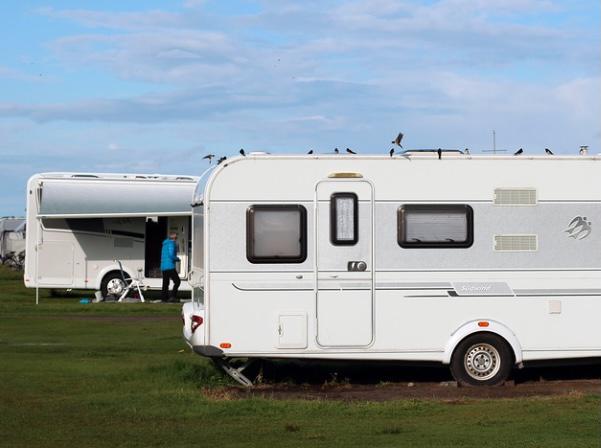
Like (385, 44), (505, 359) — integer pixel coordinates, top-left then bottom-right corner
(106, 278), (125, 295)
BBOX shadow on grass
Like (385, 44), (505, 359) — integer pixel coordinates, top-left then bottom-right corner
(157, 357), (601, 388)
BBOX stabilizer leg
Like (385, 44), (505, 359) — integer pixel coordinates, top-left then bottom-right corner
(214, 358), (255, 387)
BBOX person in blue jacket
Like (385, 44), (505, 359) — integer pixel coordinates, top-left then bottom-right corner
(161, 232), (181, 302)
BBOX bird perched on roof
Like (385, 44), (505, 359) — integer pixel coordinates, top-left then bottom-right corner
(239, 148), (246, 156)
(346, 148), (356, 154)
(545, 148), (554, 155)
(202, 154), (215, 164)
(389, 148), (395, 157)
(334, 147), (339, 154)
(392, 132), (404, 148)
(514, 148), (523, 156)
(307, 149), (314, 154)
(464, 148), (470, 155)
(217, 156), (227, 164)
(437, 148), (442, 160)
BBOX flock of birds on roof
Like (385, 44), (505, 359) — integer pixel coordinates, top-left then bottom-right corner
(201, 132), (556, 164)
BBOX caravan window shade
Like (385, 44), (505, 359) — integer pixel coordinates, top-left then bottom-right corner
(247, 205), (307, 263)
(398, 205), (473, 248)
(331, 193), (358, 245)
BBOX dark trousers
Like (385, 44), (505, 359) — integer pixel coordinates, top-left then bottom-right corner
(161, 269), (181, 301)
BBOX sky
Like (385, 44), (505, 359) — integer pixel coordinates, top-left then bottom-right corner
(0, 0), (599, 215)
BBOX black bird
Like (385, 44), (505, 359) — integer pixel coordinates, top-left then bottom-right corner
(239, 148), (246, 156)
(514, 148), (523, 156)
(464, 148), (470, 155)
(346, 147), (356, 154)
(334, 147), (339, 154)
(307, 149), (314, 154)
(392, 132), (404, 148)
(217, 156), (227, 164)
(389, 147), (395, 157)
(545, 148), (554, 155)
(202, 154), (215, 163)
(437, 148), (442, 160)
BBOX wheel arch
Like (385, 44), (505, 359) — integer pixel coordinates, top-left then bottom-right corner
(97, 264), (133, 289)
(442, 319), (523, 365)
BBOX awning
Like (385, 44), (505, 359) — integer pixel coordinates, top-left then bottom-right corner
(37, 179), (196, 218)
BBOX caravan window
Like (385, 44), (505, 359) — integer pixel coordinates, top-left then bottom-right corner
(331, 193), (358, 245)
(247, 205), (307, 263)
(398, 204), (473, 248)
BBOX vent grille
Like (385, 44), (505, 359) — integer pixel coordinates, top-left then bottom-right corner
(494, 188), (537, 206)
(494, 235), (538, 252)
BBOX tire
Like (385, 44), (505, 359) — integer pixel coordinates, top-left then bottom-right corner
(100, 271), (129, 300)
(450, 333), (513, 386)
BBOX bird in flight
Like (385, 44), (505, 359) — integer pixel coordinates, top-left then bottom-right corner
(239, 148), (246, 156)
(389, 148), (395, 157)
(346, 148), (356, 154)
(217, 156), (227, 164)
(334, 147), (339, 154)
(545, 148), (554, 155)
(307, 149), (314, 154)
(391, 132), (404, 148)
(514, 148), (523, 156)
(202, 154), (215, 164)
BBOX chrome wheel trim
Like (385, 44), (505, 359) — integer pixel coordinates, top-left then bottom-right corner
(106, 278), (125, 295)
(464, 343), (501, 381)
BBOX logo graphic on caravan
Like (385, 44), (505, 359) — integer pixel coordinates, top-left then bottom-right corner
(565, 216), (592, 240)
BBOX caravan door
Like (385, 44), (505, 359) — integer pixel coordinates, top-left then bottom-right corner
(315, 179), (374, 347)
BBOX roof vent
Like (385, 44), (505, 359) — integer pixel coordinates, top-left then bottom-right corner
(494, 235), (538, 252)
(494, 188), (537, 206)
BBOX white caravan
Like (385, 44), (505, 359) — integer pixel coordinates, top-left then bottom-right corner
(182, 152), (601, 386)
(25, 173), (199, 298)
(0, 217), (26, 260)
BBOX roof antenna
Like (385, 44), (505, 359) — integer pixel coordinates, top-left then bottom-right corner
(482, 130), (507, 155)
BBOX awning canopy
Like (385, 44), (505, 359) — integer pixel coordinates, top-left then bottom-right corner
(37, 179), (196, 218)
(0, 218), (25, 233)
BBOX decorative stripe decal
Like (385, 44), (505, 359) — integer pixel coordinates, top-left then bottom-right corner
(231, 282), (601, 299)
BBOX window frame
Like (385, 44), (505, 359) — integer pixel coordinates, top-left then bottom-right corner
(330, 192), (359, 246)
(246, 204), (308, 264)
(397, 204), (474, 249)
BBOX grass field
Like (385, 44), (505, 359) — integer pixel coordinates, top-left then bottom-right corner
(0, 266), (599, 447)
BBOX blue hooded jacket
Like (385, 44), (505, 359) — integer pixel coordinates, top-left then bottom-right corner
(160, 239), (180, 271)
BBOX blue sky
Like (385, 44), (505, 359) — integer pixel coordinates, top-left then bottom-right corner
(1, 0), (599, 215)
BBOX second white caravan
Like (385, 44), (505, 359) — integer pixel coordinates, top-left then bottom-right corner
(183, 152), (601, 386)
(25, 173), (200, 298)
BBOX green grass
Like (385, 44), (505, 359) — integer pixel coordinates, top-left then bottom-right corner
(0, 266), (599, 447)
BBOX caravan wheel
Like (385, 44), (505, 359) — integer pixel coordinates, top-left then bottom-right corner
(101, 271), (129, 300)
(450, 333), (513, 386)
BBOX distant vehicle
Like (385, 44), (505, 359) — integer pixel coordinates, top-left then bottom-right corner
(24, 173), (200, 299)
(0, 217), (26, 262)
(183, 151), (601, 386)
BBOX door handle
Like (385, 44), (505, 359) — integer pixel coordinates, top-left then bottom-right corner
(347, 261), (367, 272)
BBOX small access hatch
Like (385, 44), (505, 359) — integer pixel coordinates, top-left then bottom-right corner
(277, 313), (308, 349)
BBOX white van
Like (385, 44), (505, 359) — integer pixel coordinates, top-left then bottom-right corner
(25, 173), (199, 298)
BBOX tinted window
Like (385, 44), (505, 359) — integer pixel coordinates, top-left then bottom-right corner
(247, 205), (307, 263)
(398, 204), (473, 248)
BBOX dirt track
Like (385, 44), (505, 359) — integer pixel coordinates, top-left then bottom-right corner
(213, 379), (601, 401)
(205, 360), (601, 401)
